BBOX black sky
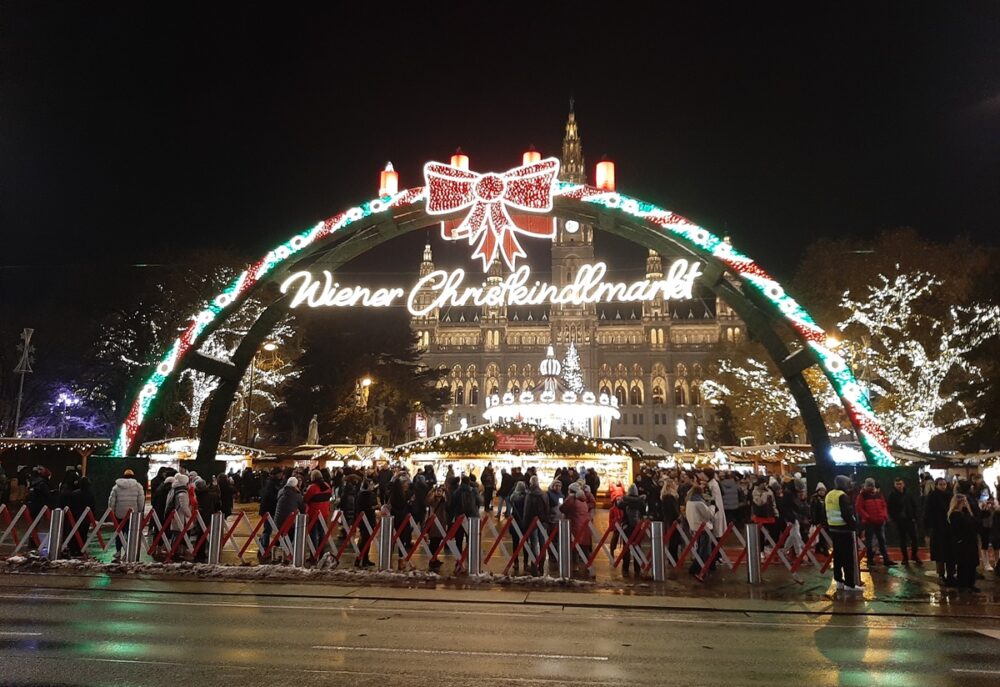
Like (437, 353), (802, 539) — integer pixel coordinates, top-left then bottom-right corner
(2, 3), (999, 285)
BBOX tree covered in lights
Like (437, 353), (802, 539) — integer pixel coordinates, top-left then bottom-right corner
(561, 343), (585, 394)
(702, 347), (841, 445)
(836, 269), (1000, 452)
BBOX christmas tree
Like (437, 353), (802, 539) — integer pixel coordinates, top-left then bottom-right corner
(561, 343), (585, 394)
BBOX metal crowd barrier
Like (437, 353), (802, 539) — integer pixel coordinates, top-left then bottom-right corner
(0, 503), (862, 585)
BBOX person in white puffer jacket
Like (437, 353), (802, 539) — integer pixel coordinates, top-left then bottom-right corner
(108, 469), (145, 558)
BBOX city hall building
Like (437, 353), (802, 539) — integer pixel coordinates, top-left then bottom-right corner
(410, 108), (746, 448)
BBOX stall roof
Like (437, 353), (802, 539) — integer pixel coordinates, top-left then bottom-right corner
(138, 437), (265, 458)
(611, 436), (669, 459)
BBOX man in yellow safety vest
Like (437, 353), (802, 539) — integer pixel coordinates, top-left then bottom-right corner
(825, 475), (862, 592)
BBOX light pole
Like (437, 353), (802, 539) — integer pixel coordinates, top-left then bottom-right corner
(244, 342), (278, 447)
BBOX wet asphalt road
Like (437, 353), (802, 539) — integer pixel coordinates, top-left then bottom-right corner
(1, 578), (1000, 686)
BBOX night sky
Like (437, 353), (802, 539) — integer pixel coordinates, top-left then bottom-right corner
(3, 3), (999, 290)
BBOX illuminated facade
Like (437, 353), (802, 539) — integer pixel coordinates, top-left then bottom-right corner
(412, 107), (747, 448)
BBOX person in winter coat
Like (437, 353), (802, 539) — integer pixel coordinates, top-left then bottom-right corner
(426, 484), (450, 571)
(387, 477), (412, 551)
(703, 468), (727, 534)
(27, 467), (52, 520)
(948, 494), (980, 591)
(887, 478), (922, 564)
(685, 485), (716, 578)
(827, 475), (862, 591)
(924, 477), (955, 585)
(497, 469), (515, 518)
(507, 481), (528, 572)
(719, 471), (742, 529)
(855, 478), (895, 567)
(522, 476), (550, 574)
(150, 475), (174, 546)
(354, 480), (378, 567)
(481, 464), (496, 514)
(258, 469), (282, 556)
(608, 480), (627, 556)
(168, 474), (192, 549)
(217, 473), (234, 518)
(661, 479), (683, 562)
(108, 469), (145, 557)
(192, 478), (220, 562)
(751, 478), (781, 546)
(304, 470), (333, 552)
(810, 483), (829, 555)
(617, 485), (646, 576)
(273, 477), (306, 553)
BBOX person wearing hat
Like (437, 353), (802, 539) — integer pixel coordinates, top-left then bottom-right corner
(826, 475), (862, 591)
(855, 478), (895, 568)
(108, 468), (145, 559)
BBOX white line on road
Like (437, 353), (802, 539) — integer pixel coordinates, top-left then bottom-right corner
(976, 629), (1000, 641)
(312, 645), (609, 661)
(953, 669), (1000, 675)
(0, 631), (42, 636)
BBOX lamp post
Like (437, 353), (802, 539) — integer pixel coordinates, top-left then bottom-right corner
(245, 342), (278, 447)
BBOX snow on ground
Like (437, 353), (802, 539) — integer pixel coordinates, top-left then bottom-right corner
(0, 553), (595, 588)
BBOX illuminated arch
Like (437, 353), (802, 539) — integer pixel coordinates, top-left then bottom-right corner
(112, 181), (894, 467)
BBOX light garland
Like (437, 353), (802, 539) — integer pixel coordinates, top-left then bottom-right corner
(112, 174), (895, 468)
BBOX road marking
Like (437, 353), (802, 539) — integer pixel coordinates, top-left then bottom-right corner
(976, 629), (1000, 641)
(953, 669), (1000, 675)
(0, 631), (42, 636)
(14, 655), (625, 685)
(312, 645), (609, 661)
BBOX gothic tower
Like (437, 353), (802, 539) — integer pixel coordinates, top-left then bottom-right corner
(551, 101), (596, 380)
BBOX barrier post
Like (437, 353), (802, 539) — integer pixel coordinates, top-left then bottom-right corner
(292, 513), (308, 567)
(46, 509), (64, 561)
(745, 522), (761, 584)
(467, 517), (481, 576)
(207, 512), (224, 565)
(557, 519), (572, 579)
(649, 520), (664, 582)
(378, 515), (393, 570)
(124, 510), (142, 563)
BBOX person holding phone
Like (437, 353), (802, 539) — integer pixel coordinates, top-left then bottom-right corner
(948, 493), (980, 592)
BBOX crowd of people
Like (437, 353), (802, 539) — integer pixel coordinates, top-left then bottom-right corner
(3, 461), (997, 592)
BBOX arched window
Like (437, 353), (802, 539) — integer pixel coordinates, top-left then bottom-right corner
(674, 382), (687, 406)
(615, 385), (627, 406)
(600, 384), (611, 397)
(690, 383), (701, 407)
(652, 385), (664, 405)
(469, 384), (479, 406)
(456, 386), (465, 405)
(629, 385), (643, 406)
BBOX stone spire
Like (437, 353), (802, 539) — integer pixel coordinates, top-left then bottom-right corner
(560, 99), (586, 184)
(419, 242), (435, 277)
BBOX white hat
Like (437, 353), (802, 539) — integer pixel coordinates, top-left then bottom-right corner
(286, 477), (299, 488)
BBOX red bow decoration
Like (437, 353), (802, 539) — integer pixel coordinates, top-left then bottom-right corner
(424, 158), (560, 271)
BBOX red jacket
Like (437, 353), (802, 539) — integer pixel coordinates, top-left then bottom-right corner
(304, 482), (332, 521)
(855, 490), (889, 525)
(559, 495), (592, 546)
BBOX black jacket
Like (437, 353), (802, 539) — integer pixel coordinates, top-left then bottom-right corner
(923, 489), (951, 531)
(259, 477), (281, 516)
(887, 488), (919, 522)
